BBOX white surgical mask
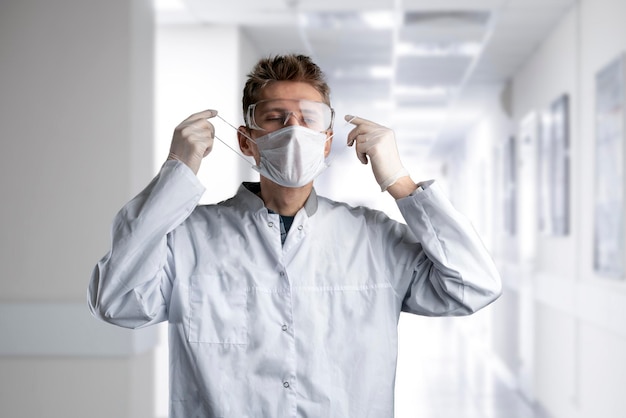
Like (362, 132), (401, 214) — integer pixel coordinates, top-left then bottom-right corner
(214, 115), (332, 188)
(251, 125), (330, 187)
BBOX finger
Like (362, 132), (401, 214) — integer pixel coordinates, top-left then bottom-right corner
(185, 109), (218, 123)
(347, 127), (358, 146)
(347, 126), (366, 146)
(180, 122), (214, 140)
(202, 142), (214, 157)
(188, 116), (217, 135)
(345, 114), (358, 125)
(356, 146), (369, 165)
(185, 133), (214, 157)
(344, 114), (375, 126)
(193, 119), (216, 137)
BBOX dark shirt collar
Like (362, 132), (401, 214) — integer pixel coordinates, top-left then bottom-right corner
(240, 182), (318, 216)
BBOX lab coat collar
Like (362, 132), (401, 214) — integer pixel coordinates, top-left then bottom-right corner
(240, 182), (318, 216)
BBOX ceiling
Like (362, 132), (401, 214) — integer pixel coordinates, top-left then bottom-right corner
(154, 0), (577, 161)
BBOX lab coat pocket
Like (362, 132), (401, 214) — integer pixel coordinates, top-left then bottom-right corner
(188, 274), (248, 345)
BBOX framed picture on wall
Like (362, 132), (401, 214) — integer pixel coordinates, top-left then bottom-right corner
(538, 94), (570, 236)
(594, 53), (625, 279)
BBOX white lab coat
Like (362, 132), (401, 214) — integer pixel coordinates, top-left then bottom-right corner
(88, 160), (501, 417)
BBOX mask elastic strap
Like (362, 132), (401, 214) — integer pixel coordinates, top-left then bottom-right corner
(212, 115), (258, 167)
(326, 116), (356, 141)
(319, 117), (356, 167)
(216, 114), (257, 143)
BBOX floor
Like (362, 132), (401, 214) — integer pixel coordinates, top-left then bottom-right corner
(394, 314), (547, 418)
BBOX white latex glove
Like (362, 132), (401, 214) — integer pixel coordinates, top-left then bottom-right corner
(345, 115), (409, 191)
(167, 109), (218, 174)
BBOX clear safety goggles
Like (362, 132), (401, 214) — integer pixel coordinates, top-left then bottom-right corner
(245, 99), (335, 133)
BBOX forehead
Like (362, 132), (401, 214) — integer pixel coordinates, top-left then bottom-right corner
(257, 81), (324, 103)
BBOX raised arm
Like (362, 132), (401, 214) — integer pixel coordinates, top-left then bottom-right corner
(345, 114), (501, 315)
(88, 110), (216, 328)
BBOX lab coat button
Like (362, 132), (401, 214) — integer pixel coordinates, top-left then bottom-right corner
(283, 381), (290, 388)
(268, 221), (274, 228)
(281, 324), (288, 331)
(297, 225), (303, 231)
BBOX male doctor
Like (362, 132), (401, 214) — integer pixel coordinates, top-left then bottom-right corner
(88, 53), (501, 417)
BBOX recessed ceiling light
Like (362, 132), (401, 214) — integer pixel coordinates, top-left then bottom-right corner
(396, 41), (482, 57)
(332, 66), (393, 80)
(394, 85), (450, 97)
(361, 11), (395, 29)
(369, 66), (394, 79)
(300, 11), (394, 30)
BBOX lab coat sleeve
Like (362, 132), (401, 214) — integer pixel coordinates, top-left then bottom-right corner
(394, 181), (502, 316)
(87, 160), (205, 329)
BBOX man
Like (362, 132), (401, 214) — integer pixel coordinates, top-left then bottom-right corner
(88, 54), (501, 417)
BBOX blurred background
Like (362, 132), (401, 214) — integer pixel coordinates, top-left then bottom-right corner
(1, 0), (625, 417)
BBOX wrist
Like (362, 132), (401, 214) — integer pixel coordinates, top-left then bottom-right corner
(378, 167), (409, 192)
(386, 175), (417, 199)
(167, 152), (200, 175)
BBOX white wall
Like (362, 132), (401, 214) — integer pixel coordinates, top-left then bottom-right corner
(453, 1), (626, 417)
(0, 0), (157, 417)
(510, 6), (581, 417)
(575, 0), (626, 416)
(154, 24), (251, 204)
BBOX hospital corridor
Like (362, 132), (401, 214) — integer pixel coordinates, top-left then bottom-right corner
(1, 0), (625, 417)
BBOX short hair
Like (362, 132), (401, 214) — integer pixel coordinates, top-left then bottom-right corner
(242, 54), (331, 116)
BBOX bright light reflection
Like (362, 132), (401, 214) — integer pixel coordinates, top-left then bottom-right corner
(361, 11), (395, 29)
(369, 66), (394, 79)
(396, 41), (482, 57)
(332, 66), (393, 79)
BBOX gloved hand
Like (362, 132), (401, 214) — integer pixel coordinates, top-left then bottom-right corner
(345, 115), (409, 191)
(167, 109), (218, 174)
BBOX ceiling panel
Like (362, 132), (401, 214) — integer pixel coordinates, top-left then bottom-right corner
(291, 0), (395, 12)
(396, 55), (473, 86)
(306, 28), (393, 65)
(329, 79), (391, 100)
(495, 10), (564, 31)
(399, 25), (487, 44)
(506, 0), (575, 9)
(402, 0), (506, 12)
(241, 26), (308, 55)
(395, 94), (450, 107)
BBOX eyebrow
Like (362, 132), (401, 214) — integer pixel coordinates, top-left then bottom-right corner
(257, 100), (298, 110)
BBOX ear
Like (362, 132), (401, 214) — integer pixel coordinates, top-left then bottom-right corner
(324, 130), (333, 157)
(237, 126), (255, 157)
